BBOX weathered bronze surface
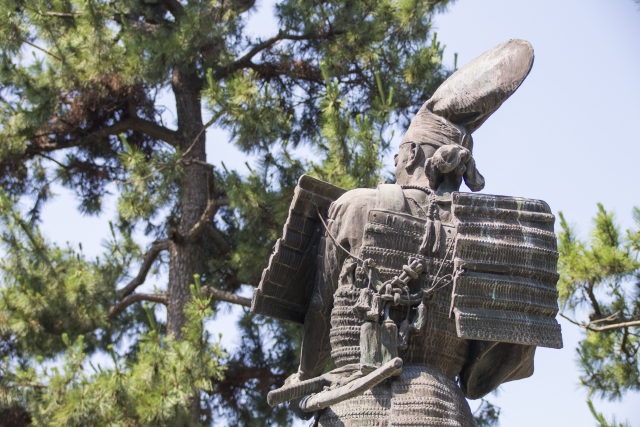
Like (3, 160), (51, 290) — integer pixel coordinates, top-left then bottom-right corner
(251, 39), (563, 427)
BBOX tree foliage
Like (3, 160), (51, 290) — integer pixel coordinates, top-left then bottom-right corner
(2, 273), (225, 427)
(0, 0), (455, 425)
(472, 399), (500, 427)
(557, 204), (640, 424)
(587, 399), (631, 427)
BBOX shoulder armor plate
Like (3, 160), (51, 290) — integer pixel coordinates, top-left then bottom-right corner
(251, 175), (346, 323)
(450, 192), (563, 349)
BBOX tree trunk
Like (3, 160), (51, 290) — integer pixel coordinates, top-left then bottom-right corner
(169, 68), (208, 425)
(167, 68), (208, 338)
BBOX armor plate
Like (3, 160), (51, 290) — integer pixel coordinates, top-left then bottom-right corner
(251, 175), (346, 323)
(450, 192), (563, 349)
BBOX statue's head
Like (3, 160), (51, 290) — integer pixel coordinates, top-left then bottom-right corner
(394, 110), (483, 193)
(395, 39), (535, 194)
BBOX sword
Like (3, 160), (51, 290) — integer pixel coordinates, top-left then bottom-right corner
(267, 376), (329, 407)
(267, 358), (403, 410)
(299, 358), (403, 412)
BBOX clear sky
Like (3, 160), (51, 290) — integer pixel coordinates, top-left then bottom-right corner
(36, 0), (639, 425)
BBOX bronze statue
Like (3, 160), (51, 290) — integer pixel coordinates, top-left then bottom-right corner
(252, 39), (563, 427)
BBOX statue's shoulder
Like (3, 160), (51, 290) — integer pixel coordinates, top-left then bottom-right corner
(327, 189), (377, 236)
(330, 184), (405, 220)
(331, 187), (377, 210)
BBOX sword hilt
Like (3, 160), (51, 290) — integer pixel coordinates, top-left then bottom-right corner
(267, 376), (328, 407)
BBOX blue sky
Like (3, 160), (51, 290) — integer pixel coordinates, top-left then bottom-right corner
(36, 0), (640, 425)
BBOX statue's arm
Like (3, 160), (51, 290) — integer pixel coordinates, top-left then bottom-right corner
(460, 341), (536, 399)
(297, 189), (375, 380)
(298, 226), (340, 380)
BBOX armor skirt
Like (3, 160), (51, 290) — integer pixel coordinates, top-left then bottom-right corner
(317, 365), (476, 427)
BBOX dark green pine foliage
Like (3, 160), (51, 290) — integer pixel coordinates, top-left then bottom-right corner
(0, 0), (454, 425)
(558, 204), (640, 426)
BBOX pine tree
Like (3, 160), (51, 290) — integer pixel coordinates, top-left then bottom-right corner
(557, 204), (640, 426)
(0, 0), (454, 425)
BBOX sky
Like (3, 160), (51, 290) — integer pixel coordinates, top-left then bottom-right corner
(35, 0), (640, 425)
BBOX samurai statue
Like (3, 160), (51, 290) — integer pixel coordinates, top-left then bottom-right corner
(251, 39), (563, 427)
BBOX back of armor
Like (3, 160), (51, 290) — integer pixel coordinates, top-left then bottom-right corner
(328, 184), (563, 379)
(329, 185), (469, 380)
(324, 185), (475, 427)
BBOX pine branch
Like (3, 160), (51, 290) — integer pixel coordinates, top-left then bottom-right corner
(590, 311), (621, 324)
(186, 170), (229, 242)
(23, 3), (82, 19)
(20, 38), (61, 61)
(559, 313), (588, 327)
(128, 116), (180, 146)
(621, 327), (630, 358)
(212, 33), (284, 79)
(118, 239), (170, 297)
(187, 197), (229, 242)
(560, 313), (640, 332)
(585, 282), (603, 318)
(588, 320), (640, 332)
(25, 117), (179, 157)
(43, 12), (80, 18)
(26, 120), (129, 154)
(212, 30), (343, 80)
(107, 292), (168, 318)
(247, 61), (323, 83)
(121, 118), (217, 185)
(111, 14), (162, 33)
(201, 286), (251, 307)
